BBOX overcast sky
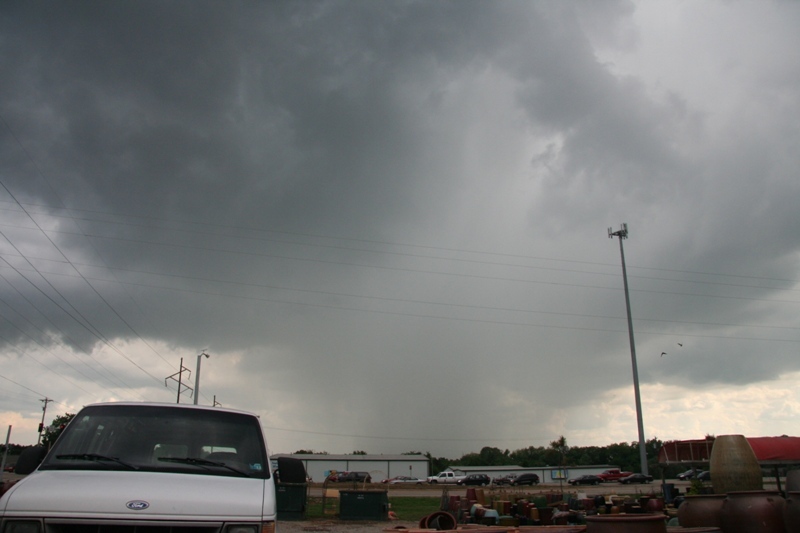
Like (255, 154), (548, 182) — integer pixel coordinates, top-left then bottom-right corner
(1, 1), (799, 459)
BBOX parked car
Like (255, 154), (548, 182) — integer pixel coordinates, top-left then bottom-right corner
(335, 471), (372, 483)
(619, 473), (654, 484)
(457, 474), (491, 486)
(426, 471), (467, 484)
(492, 474), (518, 486)
(511, 473), (540, 486)
(697, 471), (711, 481)
(381, 475), (422, 484)
(568, 474), (603, 486)
(597, 468), (634, 482)
(677, 469), (702, 480)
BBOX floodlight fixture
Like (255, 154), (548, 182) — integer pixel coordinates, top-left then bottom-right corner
(609, 223), (628, 239)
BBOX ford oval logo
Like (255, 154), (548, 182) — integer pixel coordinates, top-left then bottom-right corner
(126, 500), (150, 510)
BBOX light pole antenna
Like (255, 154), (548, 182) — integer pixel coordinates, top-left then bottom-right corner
(194, 351), (210, 405)
(608, 223), (648, 475)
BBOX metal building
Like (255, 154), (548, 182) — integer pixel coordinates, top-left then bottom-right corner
(271, 453), (429, 483)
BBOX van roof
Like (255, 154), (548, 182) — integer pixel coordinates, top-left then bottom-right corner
(82, 401), (259, 418)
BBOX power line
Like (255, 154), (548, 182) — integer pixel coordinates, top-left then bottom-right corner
(0, 330), (96, 396)
(0, 117), (190, 372)
(0, 254), (157, 389)
(0, 184), (170, 385)
(262, 424), (558, 444)
(1, 200), (798, 290)
(0, 214), (795, 306)
(2, 255), (798, 341)
(0, 273), (138, 391)
(0, 372), (47, 398)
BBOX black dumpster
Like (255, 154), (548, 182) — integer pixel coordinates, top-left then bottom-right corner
(276, 482), (308, 520)
(339, 489), (389, 521)
(275, 456), (308, 520)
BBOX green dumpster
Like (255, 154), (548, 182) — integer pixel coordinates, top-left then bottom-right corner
(276, 482), (308, 520)
(339, 489), (389, 521)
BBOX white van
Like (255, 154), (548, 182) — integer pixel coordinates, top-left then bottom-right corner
(0, 402), (277, 532)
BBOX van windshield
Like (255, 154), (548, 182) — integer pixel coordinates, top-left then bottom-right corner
(40, 404), (270, 479)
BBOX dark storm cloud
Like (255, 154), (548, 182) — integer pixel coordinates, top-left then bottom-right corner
(1, 0), (800, 454)
(4, 2), (508, 223)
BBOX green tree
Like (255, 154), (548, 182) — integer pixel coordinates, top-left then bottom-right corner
(509, 445), (547, 467)
(645, 436), (664, 476)
(544, 436), (568, 466)
(457, 452), (483, 467)
(605, 441), (641, 472)
(478, 446), (508, 465)
(428, 454), (452, 474)
(41, 413), (75, 449)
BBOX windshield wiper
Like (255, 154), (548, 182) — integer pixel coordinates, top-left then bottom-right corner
(158, 456), (250, 477)
(56, 453), (138, 470)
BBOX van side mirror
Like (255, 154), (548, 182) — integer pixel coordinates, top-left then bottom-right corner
(14, 446), (47, 475)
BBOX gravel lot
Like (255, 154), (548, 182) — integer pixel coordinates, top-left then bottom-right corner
(278, 519), (418, 533)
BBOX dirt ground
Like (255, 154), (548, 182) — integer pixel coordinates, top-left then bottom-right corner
(278, 519), (418, 532)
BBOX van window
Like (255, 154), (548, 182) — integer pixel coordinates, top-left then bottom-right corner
(40, 404), (269, 479)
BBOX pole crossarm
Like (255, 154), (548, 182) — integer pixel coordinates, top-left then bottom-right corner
(165, 357), (193, 403)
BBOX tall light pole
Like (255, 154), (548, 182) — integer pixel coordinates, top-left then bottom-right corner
(608, 223), (648, 475)
(194, 352), (210, 405)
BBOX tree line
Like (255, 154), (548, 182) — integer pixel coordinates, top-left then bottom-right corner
(420, 436), (672, 477)
(3, 415), (684, 478)
(301, 436), (687, 478)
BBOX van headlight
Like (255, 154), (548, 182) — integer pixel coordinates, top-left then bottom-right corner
(2, 521), (42, 533)
(223, 522), (274, 533)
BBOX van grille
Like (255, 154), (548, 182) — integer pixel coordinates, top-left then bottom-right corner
(47, 524), (220, 533)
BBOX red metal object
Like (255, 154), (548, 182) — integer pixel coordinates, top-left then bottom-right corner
(659, 435), (800, 466)
(677, 494), (725, 528)
(784, 491), (800, 533)
(746, 436), (800, 464)
(421, 511), (457, 530)
(720, 490), (785, 533)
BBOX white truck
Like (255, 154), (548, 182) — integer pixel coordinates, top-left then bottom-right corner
(0, 402), (278, 532)
(426, 470), (467, 484)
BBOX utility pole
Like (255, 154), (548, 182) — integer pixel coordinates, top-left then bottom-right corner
(1, 425), (11, 478)
(608, 223), (648, 475)
(37, 397), (53, 445)
(193, 351), (210, 405)
(165, 357), (193, 404)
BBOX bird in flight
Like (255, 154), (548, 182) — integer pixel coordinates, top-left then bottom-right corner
(678, 343), (683, 347)
(661, 352), (667, 357)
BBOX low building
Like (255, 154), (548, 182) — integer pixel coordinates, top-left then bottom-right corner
(448, 464), (622, 483)
(271, 453), (429, 482)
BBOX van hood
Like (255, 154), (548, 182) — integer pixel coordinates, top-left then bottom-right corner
(1, 470), (275, 520)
